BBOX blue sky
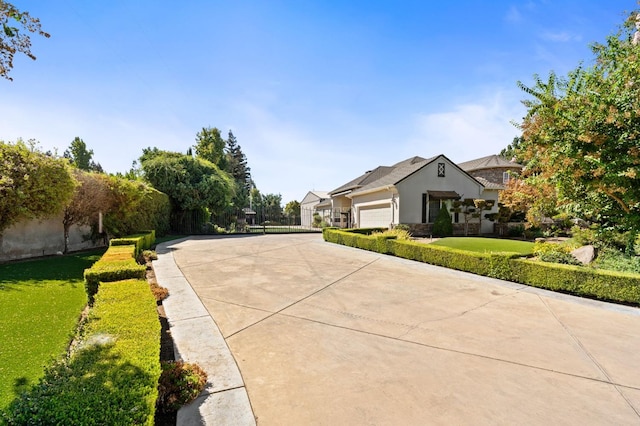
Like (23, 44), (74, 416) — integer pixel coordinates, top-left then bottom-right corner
(1, 1), (636, 204)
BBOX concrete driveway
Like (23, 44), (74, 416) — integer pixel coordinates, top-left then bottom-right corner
(165, 233), (640, 425)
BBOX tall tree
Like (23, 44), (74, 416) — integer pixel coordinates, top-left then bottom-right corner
(516, 11), (640, 234)
(0, 139), (75, 233)
(62, 170), (112, 253)
(225, 130), (252, 209)
(0, 1), (49, 80)
(284, 200), (301, 218)
(262, 193), (283, 220)
(194, 127), (227, 170)
(64, 137), (102, 171)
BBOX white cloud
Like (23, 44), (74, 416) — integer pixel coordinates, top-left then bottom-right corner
(405, 91), (525, 163)
(540, 30), (582, 42)
(505, 6), (523, 23)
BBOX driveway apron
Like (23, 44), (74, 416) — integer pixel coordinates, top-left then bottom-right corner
(163, 233), (640, 425)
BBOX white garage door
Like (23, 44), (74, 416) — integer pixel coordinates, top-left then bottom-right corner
(359, 205), (391, 228)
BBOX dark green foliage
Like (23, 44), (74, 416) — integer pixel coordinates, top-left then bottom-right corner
(507, 224), (525, 237)
(157, 361), (208, 413)
(2, 279), (161, 425)
(432, 207), (453, 237)
(140, 149), (234, 218)
(63, 137), (102, 172)
(224, 130), (252, 210)
(323, 228), (640, 305)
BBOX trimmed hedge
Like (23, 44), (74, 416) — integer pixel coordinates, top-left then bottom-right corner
(83, 231), (154, 301)
(84, 245), (145, 302)
(2, 279), (161, 425)
(323, 228), (640, 305)
(110, 230), (156, 256)
(509, 259), (640, 302)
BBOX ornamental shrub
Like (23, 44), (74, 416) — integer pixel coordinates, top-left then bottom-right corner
(432, 208), (453, 237)
(157, 361), (208, 413)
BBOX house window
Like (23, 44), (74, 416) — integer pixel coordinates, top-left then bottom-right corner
(437, 163), (445, 177)
(428, 199), (441, 223)
(503, 171), (510, 184)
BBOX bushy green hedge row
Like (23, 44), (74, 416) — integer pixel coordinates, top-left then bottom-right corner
(323, 228), (640, 304)
(104, 178), (170, 237)
(509, 259), (640, 302)
(110, 230), (156, 256)
(84, 244), (146, 302)
(2, 279), (161, 425)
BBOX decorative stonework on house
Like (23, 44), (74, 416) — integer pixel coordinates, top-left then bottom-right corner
(457, 155), (524, 186)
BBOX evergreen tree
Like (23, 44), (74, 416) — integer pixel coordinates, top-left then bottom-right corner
(64, 137), (103, 172)
(224, 130), (252, 209)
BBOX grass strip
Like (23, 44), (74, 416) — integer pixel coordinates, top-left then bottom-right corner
(2, 279), (161, 425)
(0, 250), (103, 410)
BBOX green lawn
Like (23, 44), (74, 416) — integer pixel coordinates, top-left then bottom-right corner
(0, 250), (103, 410)
(430, 237), (534, 255)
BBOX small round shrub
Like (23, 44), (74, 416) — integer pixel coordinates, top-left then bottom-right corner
(157, 361), (208, 412)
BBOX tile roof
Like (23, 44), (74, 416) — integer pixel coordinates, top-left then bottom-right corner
(457, 154), (523, 172)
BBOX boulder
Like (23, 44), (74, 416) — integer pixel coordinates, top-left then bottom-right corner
(571, 245), (596, 265)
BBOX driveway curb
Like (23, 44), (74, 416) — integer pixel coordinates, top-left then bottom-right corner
(154, 239), (256, 426)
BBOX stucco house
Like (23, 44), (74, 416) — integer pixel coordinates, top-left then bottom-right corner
(326, 154), (519, 235)
(300, 190), (330, 227)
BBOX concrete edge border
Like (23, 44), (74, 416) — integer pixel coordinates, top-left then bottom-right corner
(154, 239), (256, 426)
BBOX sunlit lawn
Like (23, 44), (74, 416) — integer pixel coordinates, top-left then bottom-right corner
(430, 237), (534, 256)
(0, 250), (103, 410)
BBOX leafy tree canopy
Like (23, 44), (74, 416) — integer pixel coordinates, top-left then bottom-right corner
(284, 200), (301, 217)
(140, 149), (234, 215)
(0, 139), (75, 233)
(0, 1), (49, 80)
(515, 11), (640, 233)
(194, 127), (227, 170)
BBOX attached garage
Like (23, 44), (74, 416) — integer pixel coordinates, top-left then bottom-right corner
(358, 205), (392, 228)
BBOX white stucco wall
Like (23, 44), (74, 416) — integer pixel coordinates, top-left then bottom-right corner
(396, 157), (484, 224)
(479, 188), (500, 234)
(0, 214), (104, 262)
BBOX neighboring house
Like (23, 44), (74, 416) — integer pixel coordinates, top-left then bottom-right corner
(457, 154), (523, 185)
(300, 190), (330, 227)
(326, 154), (519, 235)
